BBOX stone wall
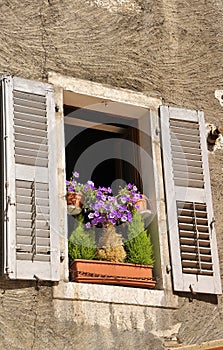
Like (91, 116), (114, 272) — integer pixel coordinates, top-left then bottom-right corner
(0, 1), (223, 349)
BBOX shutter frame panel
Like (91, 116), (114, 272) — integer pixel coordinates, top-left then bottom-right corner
(2, 76), (60, 281)
(160, 106), (222, 294)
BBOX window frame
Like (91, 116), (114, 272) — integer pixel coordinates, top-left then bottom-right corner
(49, 72), (179, 307)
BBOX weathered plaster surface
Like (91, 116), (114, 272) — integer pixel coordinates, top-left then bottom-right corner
(0, 0), (223, 349)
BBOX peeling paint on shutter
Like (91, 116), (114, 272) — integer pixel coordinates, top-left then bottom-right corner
(160, 106), (222, 294)
(1, 76), (60, 280)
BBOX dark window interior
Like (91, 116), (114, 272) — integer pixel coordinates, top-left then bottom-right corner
(64, 105), (142, 193)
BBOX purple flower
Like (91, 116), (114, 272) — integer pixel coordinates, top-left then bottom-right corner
(116, 212), (122, 219)
(108, 218), (116, 225)
(120, 195), (127, 204)
(103, 204), (111, 211)
(92, 218), (99, 225)
(87, 180), (95, 189)
(94, 202), (101, 210)
(119, 205), (127, 211)
(68, 186), (74, 193)
(121, 215), (127, 222)
(107, 187), (112, 193)
(66, 172), (144, 228)
(100, 186), (108, 192)
(96, 190), (103, 200)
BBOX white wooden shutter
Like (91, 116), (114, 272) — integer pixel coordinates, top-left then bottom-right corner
(1, 76), (60, 280)
(160, 106), (222, 294)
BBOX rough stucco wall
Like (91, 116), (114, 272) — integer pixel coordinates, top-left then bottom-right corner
(0, 0), (223, 349)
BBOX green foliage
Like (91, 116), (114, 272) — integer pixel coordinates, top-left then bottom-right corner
(68, 215), (97, 261)
(124, 211), (154, 266)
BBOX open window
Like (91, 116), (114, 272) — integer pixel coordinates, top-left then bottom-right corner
(63, 91), (158, 241)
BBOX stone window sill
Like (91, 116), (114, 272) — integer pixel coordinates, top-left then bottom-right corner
(53, 281), (178, 308)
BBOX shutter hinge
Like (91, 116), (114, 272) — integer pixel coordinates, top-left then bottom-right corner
(166, 264), (172, 273)
(60, 252), (65, 262)
(7, 196), (16, 206)
(33, 275), (43, 291)
(155, 127), (160, 136)
(210, 218), (215, 230)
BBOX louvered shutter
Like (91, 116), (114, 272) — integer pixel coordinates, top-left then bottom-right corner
(160, 106), (222, 294)
(1, 76), (60, 280)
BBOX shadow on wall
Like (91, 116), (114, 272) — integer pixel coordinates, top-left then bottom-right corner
(175, 291), (218, 304)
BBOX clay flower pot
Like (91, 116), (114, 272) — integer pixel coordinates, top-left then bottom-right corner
(67, 192), (84, 215)
(136, 194), (148, 211)
(70, 259), (156, 288)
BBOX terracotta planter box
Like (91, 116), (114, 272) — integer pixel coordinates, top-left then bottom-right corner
(70, 259), (156, 288)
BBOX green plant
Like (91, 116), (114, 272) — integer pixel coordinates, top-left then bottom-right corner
(68, 215), (97, 261)
(124, 211), (154, 266)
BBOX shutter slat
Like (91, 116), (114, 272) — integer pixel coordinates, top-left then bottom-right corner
(14, 111), (47, 124)
(174, 178), (204, 188)
(171, 139), (200, 148)
(173, 164), (203, 174)
(14, 90), (46, 103)
(180, 238), (211, 248)
(173, 158), (203, 168)
(174, 171), (204, 181)
(170, 127), (199, 136)
(172, 145), (201, 155)
(16, 253), (50, 262)
(15, 140), (48, 152)
(15, 147), (48, 159)
(16, 228), (50, 238)
(15, 132), (47, 145)
(16, 244), (50, 253)
(15, 125), (47, 138)
(17, 236), (50, 246)
(17, 204), (49, 214)
(14, 104), (46, 117)
(172, 151), (202, 162)
(14, 117), (47, 130)
(15, 155), (48, 167)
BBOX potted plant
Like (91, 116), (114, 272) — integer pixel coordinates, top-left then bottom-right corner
(67, 172), (156, 288)
(66, 172), (85, 215)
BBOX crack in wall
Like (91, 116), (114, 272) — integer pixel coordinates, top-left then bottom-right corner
(30, 292), (39, 350)
(39, 1), (48, 80)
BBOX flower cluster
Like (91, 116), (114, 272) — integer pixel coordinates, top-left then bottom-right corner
(66, 172), (143, 229)
(66, 171), (85, 193)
